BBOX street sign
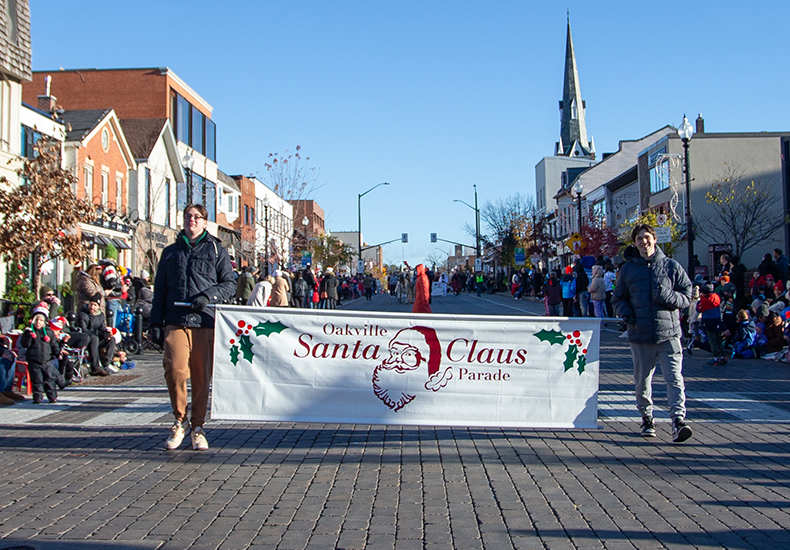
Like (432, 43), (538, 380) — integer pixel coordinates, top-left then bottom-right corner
(301, 251), (312, 267)
(514, 247), (525, 265)
(656, 214), (667, 226)
(565, 232), (585, 254)
(655, 226), (672, 243)
(474, 258), (482, 271)
(357, 260), (364, 274)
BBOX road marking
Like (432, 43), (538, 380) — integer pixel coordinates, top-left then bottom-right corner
(3, 389), (790, 426)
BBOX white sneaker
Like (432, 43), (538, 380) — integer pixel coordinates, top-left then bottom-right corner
(107, 364), (120, 373)
(165, 419), (190, 450)
(191, 426), (209, 451)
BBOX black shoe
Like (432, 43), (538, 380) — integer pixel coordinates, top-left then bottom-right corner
(91, 367), (110, 377)
(640, 416), (656, 437)
(672, 418), (693, 443)
(32, 398), (42, 404)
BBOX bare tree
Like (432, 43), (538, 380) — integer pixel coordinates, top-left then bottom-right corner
(695, 163), (788, 258)
(262, 145), (323, 201)
(478, 193), (536, 266)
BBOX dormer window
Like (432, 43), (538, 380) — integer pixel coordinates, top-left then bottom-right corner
(570, 99), (578, 120)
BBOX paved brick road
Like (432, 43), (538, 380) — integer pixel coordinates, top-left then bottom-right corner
(2, 293), (790, 549)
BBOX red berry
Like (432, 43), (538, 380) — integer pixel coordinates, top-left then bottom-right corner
(566, 334), (572, 339)
(575, 339), (581, 345)
(229, 339), (235, 344)
(573, 330), (580, 338)
(582, 349), (587, 354)
(237, 320), (245, 328)
(247, 324), (252, 330)
(236, 329), (243, 336)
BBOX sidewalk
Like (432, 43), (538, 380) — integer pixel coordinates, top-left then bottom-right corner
(2, 300), (790, 549)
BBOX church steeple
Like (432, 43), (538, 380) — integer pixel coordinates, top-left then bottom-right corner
(557, 17), (594, 159)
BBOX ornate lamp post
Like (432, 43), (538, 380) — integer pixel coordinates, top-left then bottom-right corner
(678, 115), (695, 277)
(358, 182), (389, 274)
(572, 180), (584, 238)
(263, 195), (269, 275)
(181, 153), (194, 205)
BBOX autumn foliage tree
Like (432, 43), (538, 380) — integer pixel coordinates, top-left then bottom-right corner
(479, 194), (536, 267)
(580, 206), (620, 258)
(620, 210), (683, 258)
(311, 233), (354, 272)
(0, 139), (95, 296)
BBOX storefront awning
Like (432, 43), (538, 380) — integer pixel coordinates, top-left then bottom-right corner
(81, 231), (95, 245)
(94, 235), (112, 247)
(112, 238), (132, 250)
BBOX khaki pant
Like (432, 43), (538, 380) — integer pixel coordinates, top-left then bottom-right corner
(163, 326), (214, 428)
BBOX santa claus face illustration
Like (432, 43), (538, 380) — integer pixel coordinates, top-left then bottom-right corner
(372, 326), (452, 412)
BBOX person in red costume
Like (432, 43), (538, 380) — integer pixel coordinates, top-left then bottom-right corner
(412, 264), (432, 313)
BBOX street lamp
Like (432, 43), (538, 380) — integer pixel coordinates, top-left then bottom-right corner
(358, 182), (389, 274)
(678, 114), (695, 278)
(181, 153), (194, 205)
(263, 195), (270, 275)
(572, 180), (584, 238)
(453, 184), (481, 257)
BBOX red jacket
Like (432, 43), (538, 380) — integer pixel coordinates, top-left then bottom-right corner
(412, 264), (432, 314)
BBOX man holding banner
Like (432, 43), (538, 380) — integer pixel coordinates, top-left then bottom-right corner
(149, 204), (236, 451)
(612, 224), (693, 443)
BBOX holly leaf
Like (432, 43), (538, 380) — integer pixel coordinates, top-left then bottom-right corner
(563, 345), (579, 372)
(239, 334), (254, 362)
(535, 329), (566, 346)
(253, 321), (288, 337)
(577, 353), (586, 375)
(229, 345), (240, 366)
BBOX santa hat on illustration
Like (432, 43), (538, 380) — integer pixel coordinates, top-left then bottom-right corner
(388, 326), (452, 391)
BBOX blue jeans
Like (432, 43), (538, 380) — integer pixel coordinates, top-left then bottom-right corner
(630, 338), (687, 421)
(0, 354), (16, 392)
(577, 291), (590, 317)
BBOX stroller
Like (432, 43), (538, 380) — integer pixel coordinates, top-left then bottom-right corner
(115, 304), (161, 354)
(115, 305), (141, 354)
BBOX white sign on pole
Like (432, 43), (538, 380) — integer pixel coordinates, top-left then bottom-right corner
(211, 307), (601, 428)
(655, 226), (672, 244)
(474, 258), (482, 271)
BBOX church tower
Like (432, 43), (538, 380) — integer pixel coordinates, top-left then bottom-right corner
(556, 18), (595, 159)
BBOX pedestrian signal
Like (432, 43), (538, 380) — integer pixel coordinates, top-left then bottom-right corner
(430, 233), (437, 243)
(402, 233), (408, 243)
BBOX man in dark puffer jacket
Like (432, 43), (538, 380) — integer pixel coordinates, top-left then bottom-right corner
(150, 204), (236, 452)
(612, 224), (693, 443)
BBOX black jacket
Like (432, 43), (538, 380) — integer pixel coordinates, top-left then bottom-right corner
(150, 230), (236, 329)
(76, 304), (110, 339)
(20, 326), (59, 365)
(612, 245), (692, 344)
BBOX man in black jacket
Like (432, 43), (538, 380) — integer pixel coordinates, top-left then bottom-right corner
(149, 204), (235, 451)
(612, 224), (693, 444)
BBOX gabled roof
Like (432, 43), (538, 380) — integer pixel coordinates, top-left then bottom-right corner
(61, 108), (136, 171)
(119, 118), (167, 159)
(217, 170), (241, 193)
(60, 109), (113, 141)
(554, 125), (675, 200)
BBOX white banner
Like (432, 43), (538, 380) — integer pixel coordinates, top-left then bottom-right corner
(211, 306), (600, 428)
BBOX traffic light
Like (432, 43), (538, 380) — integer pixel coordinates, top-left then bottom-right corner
(401, 233), (408, 243)
(430, 233), (437, 243)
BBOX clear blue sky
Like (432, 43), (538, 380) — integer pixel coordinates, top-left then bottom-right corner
(29, 0), (790, 267)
